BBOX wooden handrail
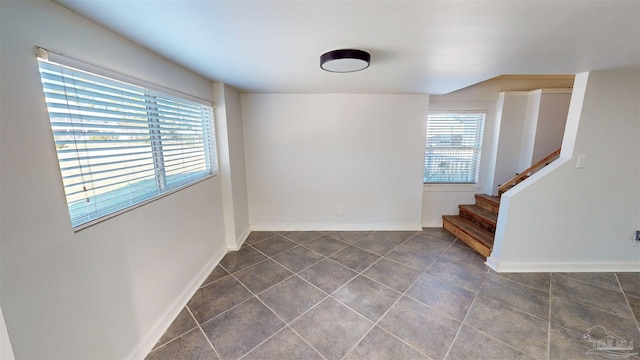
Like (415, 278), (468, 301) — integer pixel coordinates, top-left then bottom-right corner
(498, 148), (561, 195)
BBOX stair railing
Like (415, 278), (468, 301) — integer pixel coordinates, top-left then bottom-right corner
(498, 148), (561, 195)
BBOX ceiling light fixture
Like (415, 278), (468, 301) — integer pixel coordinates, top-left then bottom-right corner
(320, 49), (370, 73)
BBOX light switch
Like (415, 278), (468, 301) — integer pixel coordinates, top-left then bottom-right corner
(576, 154), (588, 169)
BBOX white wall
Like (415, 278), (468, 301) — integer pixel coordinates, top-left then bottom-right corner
(214, 83), (250, 249)
(0, 1), (227, 358)
(225, 86), (250, 244)
(518, 90), (571, 170)
(422, 77), (574, 226)
(242, 94), (429, 230)
(531, 90), (571, 164)
(492, 92), (530, 192)
(489, 69), (640, 272)
(518, 90), (542, 170)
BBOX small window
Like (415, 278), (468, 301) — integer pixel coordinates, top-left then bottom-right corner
(424, 112), (485, 184)
(37, 54), (217, 229)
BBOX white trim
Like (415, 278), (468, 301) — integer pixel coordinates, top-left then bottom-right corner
(250, 223), (423, 232)
(0, 306), (15, 360)
(423, 184), (480, 192)
(128, 246), (227, 359)
(540, 88), (573, 94)
(229, 226), (251, 251)
(72, 175), (215, 232)
(501, 91), (531, 96)
(485, 255), (499, 271)
(485, 260), (640, 273)
(422, 219), (444, 227)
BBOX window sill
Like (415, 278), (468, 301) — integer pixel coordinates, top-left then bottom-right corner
(423, 184), (480, 192)
(72, 173), (216, 232)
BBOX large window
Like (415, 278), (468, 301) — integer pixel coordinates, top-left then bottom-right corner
(37, 52), (217, 229)
(424, 112), (485, 184)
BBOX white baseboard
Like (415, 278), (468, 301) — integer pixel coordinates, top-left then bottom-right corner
(228, 226), (251, 251)
(250, 223), (423, 232)
(486, 260), (640, 273)
(128, 246), (227, 359)
(484, 256), (499, 271)
(421, 219), (443, 228)
(0, 306), (15, 360)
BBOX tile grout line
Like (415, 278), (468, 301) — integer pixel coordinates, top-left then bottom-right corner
(543, 310), (639, 354)
(166, 230), (472, 359)
(478, 274), (552, 323)
(555, 272), (625, 292)
(144, 327), (195, 355)
(237, 230), (488, 358)
(472, 292), (551, 323)
(253, 283), (332, 360)
(342, 233), (462, 360)
(266, 231), (426, 359)
(155, 230), (637, 360)
(269, 251), (325, 276)
(442, 253), (490, 360)
(278, 232), (326, 245)
(186, 305), (223, 360)
(490, 271), (552, 293)
(246, 301), (330, 359)
(455, 301), (542, 360)
(326, 233), (426, 299)
(615, 272), (640, 335)
(149, 267), (246, 354)
(283, 234), (409, 301)
(548, 289), (637, 323)
(223, 258), (331, 360)
(236, 324), (328, 360)
(146, 230), (428, 359)
(470, 271), (555, 325)
(245, 233), (279, 246)
(198, 258), (296, 330)
(465, 270), (634, 360)
(215, 267), (290, 357)
(455, 272), (548, 360)
(440, 240), (547, 360)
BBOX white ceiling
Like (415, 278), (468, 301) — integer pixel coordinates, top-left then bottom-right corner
(56, 0), (640, 95)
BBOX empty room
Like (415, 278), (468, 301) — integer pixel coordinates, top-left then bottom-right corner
(1, 1), (639, 359)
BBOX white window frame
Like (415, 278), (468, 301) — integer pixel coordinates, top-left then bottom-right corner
(36, 48), (218, 230)
(423, 111), (485, 185)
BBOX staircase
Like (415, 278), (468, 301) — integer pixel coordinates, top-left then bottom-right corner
(442, 148), (561, 258)
(442, 194), (499, 257)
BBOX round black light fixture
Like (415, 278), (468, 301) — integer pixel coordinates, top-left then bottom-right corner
(320, 49), (370, 73)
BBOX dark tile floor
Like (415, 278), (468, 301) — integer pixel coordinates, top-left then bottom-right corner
(145, 229), (640, 360)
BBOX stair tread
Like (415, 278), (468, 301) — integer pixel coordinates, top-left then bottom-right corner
(475, 194), (500, 205)
(442, 215), (494, 248)
(474, 193), (501, 214)
(459, 204), (497, 225)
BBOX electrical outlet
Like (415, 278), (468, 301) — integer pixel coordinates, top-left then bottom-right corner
(634, 231), (640, 246)
(336, 206), (342, 215)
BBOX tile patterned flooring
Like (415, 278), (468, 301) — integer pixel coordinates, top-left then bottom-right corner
(145, 229), (640, 360)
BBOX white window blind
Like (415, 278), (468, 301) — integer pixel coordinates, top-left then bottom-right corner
(424, 112), (485, 184)
(37, 54), (217, 229)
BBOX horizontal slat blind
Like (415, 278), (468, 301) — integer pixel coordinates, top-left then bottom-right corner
(424, 112), (485, 183)
(37, 58), (217, 229)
